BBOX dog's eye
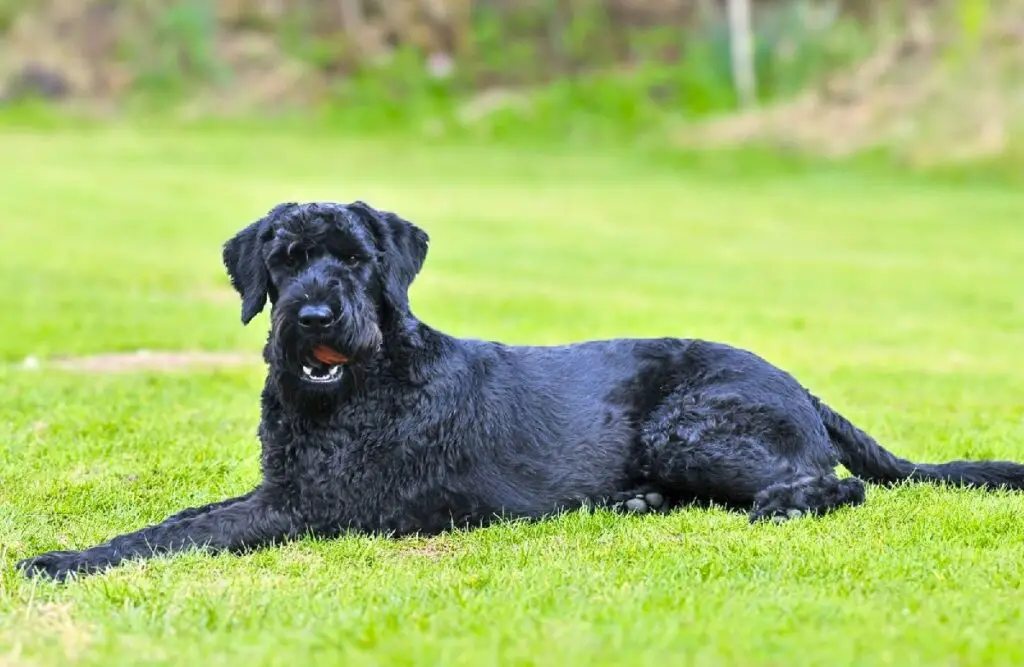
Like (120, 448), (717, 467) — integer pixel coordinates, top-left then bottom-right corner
(280, 244), (308, 269)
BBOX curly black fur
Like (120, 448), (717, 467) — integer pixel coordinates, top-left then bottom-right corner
(18, 201), (1024, 581)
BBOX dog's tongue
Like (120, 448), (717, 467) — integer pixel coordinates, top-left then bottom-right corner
(312, 345), (349, 365)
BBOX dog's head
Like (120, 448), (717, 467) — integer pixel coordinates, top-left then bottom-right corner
(222, 201), (429, 390)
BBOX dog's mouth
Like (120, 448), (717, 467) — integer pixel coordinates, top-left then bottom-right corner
(301, 360), (343, 384)
(300, 345), (349, 384)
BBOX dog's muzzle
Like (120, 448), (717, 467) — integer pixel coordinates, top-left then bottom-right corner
(273, 302), (349, 385)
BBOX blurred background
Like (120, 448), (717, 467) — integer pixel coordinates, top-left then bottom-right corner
(1, 0), (1021, 166)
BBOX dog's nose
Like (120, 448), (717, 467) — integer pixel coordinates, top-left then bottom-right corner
(298, 304), (335, 329)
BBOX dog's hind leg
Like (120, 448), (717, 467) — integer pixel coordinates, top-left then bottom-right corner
(638, 391), (864, 522)
(645, 434), (865, 522)
(748, 473), (865, 523)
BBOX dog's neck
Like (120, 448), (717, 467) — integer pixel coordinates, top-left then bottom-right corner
(378, 310), (457, 379)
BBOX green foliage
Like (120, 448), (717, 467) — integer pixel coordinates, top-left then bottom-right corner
(942, 0), (992, 66)
(0, 0), (31, 32)
(312, 0), (875, 144)
(323, 46), (462, 133)
(276, 6), (350, 73)
(125, 0), (232, 103)
(954, 0), (992, 46)
(0, 0), (876, 142)
(753, 0), (876, 99)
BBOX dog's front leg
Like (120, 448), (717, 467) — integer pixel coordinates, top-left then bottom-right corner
(17, 491), (301, 581)
(158, 490), (256, 525)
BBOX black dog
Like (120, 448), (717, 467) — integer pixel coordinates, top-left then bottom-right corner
(18, 201), (1024, 581)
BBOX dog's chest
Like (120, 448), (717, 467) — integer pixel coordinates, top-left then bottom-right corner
(260, 411), (435, 528)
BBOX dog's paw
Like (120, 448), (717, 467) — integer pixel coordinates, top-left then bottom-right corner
(17, 550), (91, 582)
(748, 506), (807, 524)
(609, 490), (670, 515)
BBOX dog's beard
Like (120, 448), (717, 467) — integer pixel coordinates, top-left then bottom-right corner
(269, 303), (384, 393)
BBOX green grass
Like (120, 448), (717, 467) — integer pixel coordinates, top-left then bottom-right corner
(1, 127), (1023, 667)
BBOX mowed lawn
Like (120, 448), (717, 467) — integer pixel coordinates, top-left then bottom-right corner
(1, 127), (1023, 667)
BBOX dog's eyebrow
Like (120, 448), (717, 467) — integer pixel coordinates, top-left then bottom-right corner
(338, 207), (360, 228)
(325, 227), (372, 259)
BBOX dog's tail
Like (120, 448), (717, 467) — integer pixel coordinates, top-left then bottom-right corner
(810, 394), (1024, 491)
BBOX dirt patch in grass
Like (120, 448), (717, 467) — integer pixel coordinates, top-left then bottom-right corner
(190, 287), (238, 304)
(398, 540), (456, 560)
(20, 350), (261, 373)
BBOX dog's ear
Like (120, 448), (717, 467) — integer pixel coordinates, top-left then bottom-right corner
(222, 204), (292, 325)
(349, 201), (429, 317)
